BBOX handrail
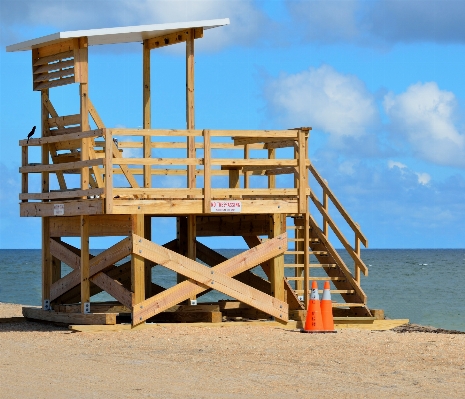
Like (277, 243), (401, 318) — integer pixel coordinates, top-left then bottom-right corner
(308, 162), (368, 247)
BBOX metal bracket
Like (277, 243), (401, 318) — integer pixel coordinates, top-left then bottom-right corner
(83, 302), (91, 314)
(298, 295), (304, 302)
(43, 299), (51, 311)
(190, 299), (197, 306)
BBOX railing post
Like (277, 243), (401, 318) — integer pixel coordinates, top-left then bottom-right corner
(323, 188), (328, 236)
(203, 129), (211, 214)
(298, 129), (307, 214)
(355, 235), (361, 284)
(21, 145), (28, 203)
(244, 144), (250, 189)
(104, 129), (113, 214)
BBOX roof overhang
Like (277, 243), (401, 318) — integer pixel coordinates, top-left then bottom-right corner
(6, 18), (230, 52)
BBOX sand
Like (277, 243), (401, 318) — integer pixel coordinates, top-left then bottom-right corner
(1, 302), (464, 398)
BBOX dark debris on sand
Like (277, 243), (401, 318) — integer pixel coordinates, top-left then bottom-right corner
(393, 323), (465, 334)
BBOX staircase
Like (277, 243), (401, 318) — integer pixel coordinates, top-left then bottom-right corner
(283, 162), (372, 317)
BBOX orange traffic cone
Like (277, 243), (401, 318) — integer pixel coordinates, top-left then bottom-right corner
(320, 281), (336, 332)
(301, 281), (324, 333)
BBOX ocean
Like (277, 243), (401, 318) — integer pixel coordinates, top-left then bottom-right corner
(1, 249), (464, 331)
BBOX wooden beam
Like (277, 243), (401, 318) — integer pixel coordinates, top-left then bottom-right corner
(132, 233), (288, 325)
(196, 215), (269, 237)
(23, 307), (115, 325)
(186, 28), (196, 193)
(146, 28), (203, 50)
(131, 215), (145, 305)
(269, 214), (285, 302)
(80, 215), (90, 313)
(20, 199), (104, 217)
(203, 129), (211, 213)
(298, 130), (307, 213)
(20, 128), (103, 146)
(143, 40), (151, 193)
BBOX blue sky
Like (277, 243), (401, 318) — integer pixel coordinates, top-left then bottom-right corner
(0, 0), (464, 249)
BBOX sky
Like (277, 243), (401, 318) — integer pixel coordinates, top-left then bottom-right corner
(0, 0), (464, 249)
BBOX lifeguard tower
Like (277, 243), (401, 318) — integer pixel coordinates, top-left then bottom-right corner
(7, 19), (376, 328)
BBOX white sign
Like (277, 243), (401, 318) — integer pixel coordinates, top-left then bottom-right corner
(210, 200), (242, 213)
(53, 204), (64, 216)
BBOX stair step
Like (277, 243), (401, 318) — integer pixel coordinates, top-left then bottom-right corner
(284, 250), (328, 255)
(284, 263), (337, 268)
(331, 303), (367, 308)
(290, 287), (355, 294)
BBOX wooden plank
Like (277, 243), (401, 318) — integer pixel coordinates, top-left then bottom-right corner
(20, 158), (103, 173)
(80, 215), (90, 312)
(49, 215), (132, 237)
(88, 146), (104, 188)
(131, 215), (145, 305)
(203, 129), (211, 213)
(265, 140), (297, 149)
(91, 272), (133, 309)
(22, 307), (116, 325)
(143, 40), (151, 193)
(132, 233), (288, 325)
(112, 188), (306, 198)
(146, 28), (203, 50)
(21, 146), (28, 202)
(196, 215), (269, 237)
(34, 40), (75, 61)
(49, 126), (82, 136)
(20, 128), (103, 146)
(186, 28), (196, 196)
(269, 214), (285, 302)
(111, 199), (298, 215)
(34, 67), (74, 83)
(35, 76), (75, 91)
(33, 49), (74, 66)
(42, 217), (52, 309)
(105, 128), (113, 213)
(304, 214), (310, 306)
(34, 59), (74, 74)
(214, 159), (305, 167)
(20, 188), (103, 200)
(47, 114), (81, 129)
(108, 129), (296, 138)
(298, 130), (307, 213)
(112, 158), (202, 166)
(20, 199), (103, 217)
(308, 162), (368, 247)
(88, 99), (105, 129)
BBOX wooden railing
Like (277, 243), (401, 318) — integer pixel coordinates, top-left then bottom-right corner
(307, 162), (368, 283)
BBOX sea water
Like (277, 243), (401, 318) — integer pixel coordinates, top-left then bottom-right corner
(0, 249), (464, 331)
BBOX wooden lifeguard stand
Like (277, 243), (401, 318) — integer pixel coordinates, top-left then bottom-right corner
(8, 19), (375, 327)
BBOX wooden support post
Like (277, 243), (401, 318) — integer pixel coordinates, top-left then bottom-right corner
(304, 214), (310, 307)
(229, 168), (240, 198)
(51, 238), (61, 285)
(144, 215), (152, 299)
(244, 144), (250, 188)
(132, 214), (145, 305)
(21, 146), (28, 202)
(355, 236), (361, 284)
(80, 215), (90, 313)
(79, 38), (90, 196)
(186, 28), (196, 192)
(203, 129), (211, 213)
(268, 148), (276, 189)
(42, 217), (52, 310)
(143, 40), (151, 194)
(298, 130), (307, 213)
(269, 214), (285, 302)
(295, 220), (304, 293)
(104, 129), (113, 213)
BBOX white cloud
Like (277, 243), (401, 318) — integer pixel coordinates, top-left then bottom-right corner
(388, 160), (407, 170)
(384, 82), (465, 167)
(416, 172), (431, 185)
(2, 0), (268, 51)
(264, 65), (379, 141)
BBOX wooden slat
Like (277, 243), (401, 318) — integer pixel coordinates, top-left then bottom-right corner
(20, 199), (104, 217)
(132, 233), (289, 325)
(48, 114), (81, 128)
(298, 130), (307, 213)
(113, 158), (202, 166)
(33, 49), (74, 66)
(20, 128), (103, 146)
(20, 158), (103, 173)
(34, 68), (74, 83)
(20, 188), (103, 200)
(35, 76), (75, 91)
(109, 128), (296, 138)
(308, 162), (368, 247)
(34, 59), (74, 74)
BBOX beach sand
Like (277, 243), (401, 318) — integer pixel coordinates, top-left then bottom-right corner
(1, 302), (464, 398)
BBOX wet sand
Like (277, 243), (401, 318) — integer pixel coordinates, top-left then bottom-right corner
(1, 302), (464, 398)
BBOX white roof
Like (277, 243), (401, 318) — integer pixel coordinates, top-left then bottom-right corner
(6, 18), (230, 52)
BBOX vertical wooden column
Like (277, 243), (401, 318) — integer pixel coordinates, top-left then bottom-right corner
(268, 148), (276, 189)
(322, 189), (329, 236)
(295, 222), (304, 293)
(304, 214), (310, 307)
(269, 214), (286, 302)
(143, 41), (152, 298)
(80, 215), (90, 313)
(132, 215), (145, 305)
(244, 144), (250, 188)
(184, 28), (197, 302)
(40, 85), (51, 310)
(298, 129), (307, 214)
(104, 128), (113, 213)
(78, 37), (89, 195)
(143, 40), (152, 192)
(203, 130), (211, 213)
